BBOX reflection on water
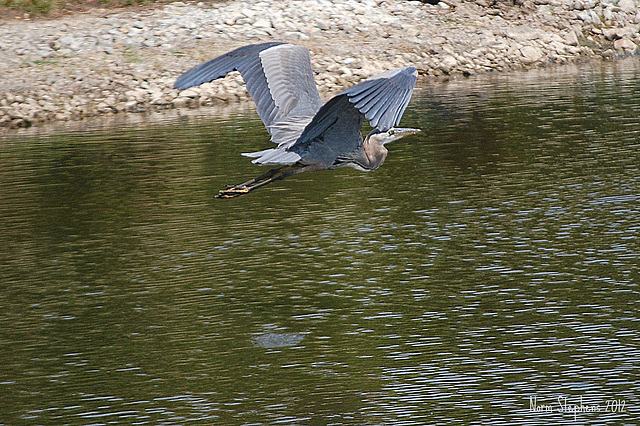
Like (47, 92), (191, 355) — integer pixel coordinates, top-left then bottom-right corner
(1, 59), (639, 424)
(252, 331), (306, 349)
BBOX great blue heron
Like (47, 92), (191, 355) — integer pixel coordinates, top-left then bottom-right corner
(174, 42), (420, 198)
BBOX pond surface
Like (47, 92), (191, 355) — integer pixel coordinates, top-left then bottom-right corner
(1, 59), (639, 424)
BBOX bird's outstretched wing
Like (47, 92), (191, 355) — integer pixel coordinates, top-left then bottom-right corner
(290, 67), (418, 159)
(174, 42), (284, 91)
(174, 42), (323, 145)
(341, 67), (417, 132)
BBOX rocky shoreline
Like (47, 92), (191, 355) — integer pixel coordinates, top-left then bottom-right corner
(1, 0), (639, 130)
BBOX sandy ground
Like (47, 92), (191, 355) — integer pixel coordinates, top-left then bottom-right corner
(1, 0), (639, 131)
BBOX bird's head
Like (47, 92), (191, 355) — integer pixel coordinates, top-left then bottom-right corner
(366, 127), (421, 145)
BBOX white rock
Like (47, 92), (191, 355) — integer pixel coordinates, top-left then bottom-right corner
(506, 25), (542, 42)
(603, 28), (619, 40)
(253, 18), (273, 29)
(520, 45), (544, 64)
(438, 55), (457, 73)
(618, 0), (637, 13)
(177, 87), (200, 98)
(171, 97), (190, 108)
(614, 38), (637, 52)
(565, 30), (580, 46)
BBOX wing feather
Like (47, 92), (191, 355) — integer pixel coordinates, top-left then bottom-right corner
(174, 42), (323, 146)
(173, 42), (284, 90)
(258, 44), (323, 120)
(358, 85), (396, 127)
(341, 67), (417, 131)
(352, 83), (387, 110)
(392, 86), (413, 125)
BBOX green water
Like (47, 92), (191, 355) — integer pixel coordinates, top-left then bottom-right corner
(1, 60), (639, 424)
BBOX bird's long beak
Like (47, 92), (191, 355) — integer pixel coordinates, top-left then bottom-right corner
(394, 128), (421, 137)
(383, 127), (421, 144)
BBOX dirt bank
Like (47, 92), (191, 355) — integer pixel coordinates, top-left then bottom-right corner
(1, 0), (639, 130)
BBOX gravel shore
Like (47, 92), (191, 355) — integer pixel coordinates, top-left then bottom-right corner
(1, 0), (639, 130)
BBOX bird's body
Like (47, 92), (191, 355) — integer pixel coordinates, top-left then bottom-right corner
(174, 42), (420, 198)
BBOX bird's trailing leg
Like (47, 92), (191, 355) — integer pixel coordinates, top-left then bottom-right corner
(217, 165), (316, 199)
(223, 166), (287, 190)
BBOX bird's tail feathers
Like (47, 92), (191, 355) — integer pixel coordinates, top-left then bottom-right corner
(241, 148), (301, 165)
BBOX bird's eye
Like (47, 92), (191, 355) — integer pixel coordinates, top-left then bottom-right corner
(388, 130), (395, 135)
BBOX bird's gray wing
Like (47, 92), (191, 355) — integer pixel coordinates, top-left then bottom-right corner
(288, 94), (364, 167)
(174, 42), (284, 91)
(257, 44), (323, 123)
(174, 42), (323, 144)
(340, 67), (418, 131)
(290, 67), (417, 157)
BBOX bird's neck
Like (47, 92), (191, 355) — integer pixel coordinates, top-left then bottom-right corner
(362, 139), (388, 171)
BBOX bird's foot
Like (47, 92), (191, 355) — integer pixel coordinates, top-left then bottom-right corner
(215, 166), (307, 199)
(216, 185), (251, 199)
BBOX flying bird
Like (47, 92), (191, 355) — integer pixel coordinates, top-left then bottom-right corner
(174, 42), (420, 198)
